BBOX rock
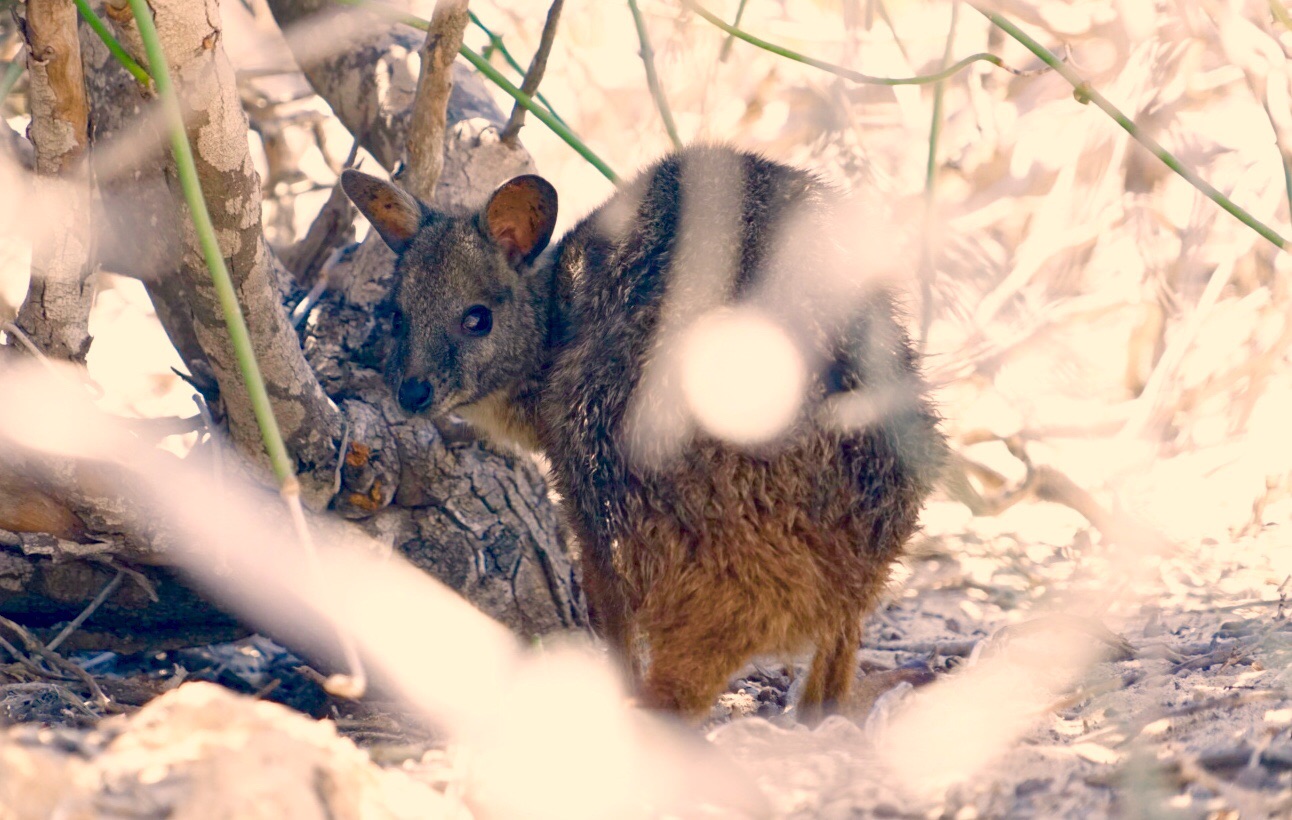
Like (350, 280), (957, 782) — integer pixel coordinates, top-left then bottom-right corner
(0, 682), (459, 819)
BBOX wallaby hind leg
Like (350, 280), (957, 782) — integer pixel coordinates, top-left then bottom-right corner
(638, 628), (754, 724)
(797, 615), (861, 726)
(579, 544), (640, 687)
(635, 577), (761, 723)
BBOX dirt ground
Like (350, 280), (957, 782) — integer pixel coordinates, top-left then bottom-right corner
(1, 484), (1289, 818)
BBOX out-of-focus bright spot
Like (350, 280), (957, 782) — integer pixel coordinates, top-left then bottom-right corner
(0, 238), (29, 320)
(919, 500), (974, 538)
(1265, 709), (1292, 726)
(884, 624), (1102, 793)
(88, 275), (192, 424)
(0, 362), (131, 460)
(680, 310), (804, 444)
(470, 647), (663, 820)
(884, 658), (1044, 791)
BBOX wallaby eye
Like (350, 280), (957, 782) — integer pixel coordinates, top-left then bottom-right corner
(391, 308), (406, 336)
(460, 305), (492, 337)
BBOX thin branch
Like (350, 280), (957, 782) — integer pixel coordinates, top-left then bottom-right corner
(627, 0), (681, 150)
(72, 0), (150, 86)
(404, 0), (469, 199)
(971, 5), (1287, 251)
(14, 0), (95, 363)
(334, 0), (618, 183)
(500, 0), (563, 143)
(469, 10), (568, 125)
(45, 570), (124, 652)
(718, 0), (749, 62)
(458, 45), (617, 182)
(0, 614), (109, 708)
(683, 0), (1037, 86)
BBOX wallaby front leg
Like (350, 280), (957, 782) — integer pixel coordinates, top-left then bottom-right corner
(578, 543), (639, 688)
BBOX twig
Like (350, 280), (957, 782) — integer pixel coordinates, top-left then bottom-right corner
(627, 0), (682, 151)
(467, 11), (568, 126)
(871, 639), (980, 657)
(682, 0), (1039, 86)
(117, 413), (205, 442)
(718, 0), (748, 62)
(281, 139), (360, 289)
(124, 0), (295, 490)
(0, 614), (108, 708)
(1, 321), (52, 364)
(971, 5), (1287, 251)
(45, 570), (123, 652)
(0, 632), (53, 679)
(459, 42), (618, 182)
(1175, 751), (1271, 818)
(1045, 671), (1140, 713)
(403, 0), (469, 199)
(500, 0), (564, 144)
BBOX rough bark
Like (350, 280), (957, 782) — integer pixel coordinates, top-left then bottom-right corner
(12, 0), (94, 362)
(402, 0), (468, 199)
(263, 0), (576, 632)
(0, 0), (584, 650)
(78, 13), (213, 386)
(262, 0), (499, 172)
(102, 0), (346, 506)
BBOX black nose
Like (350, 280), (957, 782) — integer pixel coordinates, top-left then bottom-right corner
(397, 378), (433, 413)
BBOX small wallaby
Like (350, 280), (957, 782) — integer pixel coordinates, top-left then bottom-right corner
(342, 146), (945, 723)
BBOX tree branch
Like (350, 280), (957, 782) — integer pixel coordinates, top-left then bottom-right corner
(13, 0), (94, 363)
(402, 0), (469, 199)
(263, 0), (502, 172)
(101, 0), (345, 507)
(499, 0), (563, 144)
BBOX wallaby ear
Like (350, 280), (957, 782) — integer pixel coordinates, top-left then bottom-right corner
(483, 175), (558, 267)
(340, 170), (425, 254)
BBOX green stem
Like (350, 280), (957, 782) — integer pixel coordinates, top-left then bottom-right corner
(459, 44), (618, 183)
(718, 0), (749, 61)
(919, 1), (959, 351)
(467, 10), (568, 126)
(334, 0), (616, 183)
(125, 0), (297, 485)
(73, 0), (152, 86)
(683, 0), (1010, 86)
(628, 0), (682, 150)
(925, 2), (958, 197)
(0, 57), (23, 104)
(973, 5), (1287, 251)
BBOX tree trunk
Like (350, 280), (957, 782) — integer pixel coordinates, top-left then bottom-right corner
(0, 0), (585, 653)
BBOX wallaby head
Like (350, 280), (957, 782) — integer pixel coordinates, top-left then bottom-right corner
(340, 170), (559, 422)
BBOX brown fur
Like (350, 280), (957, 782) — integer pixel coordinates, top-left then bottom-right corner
(343, 146), (946, 723)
